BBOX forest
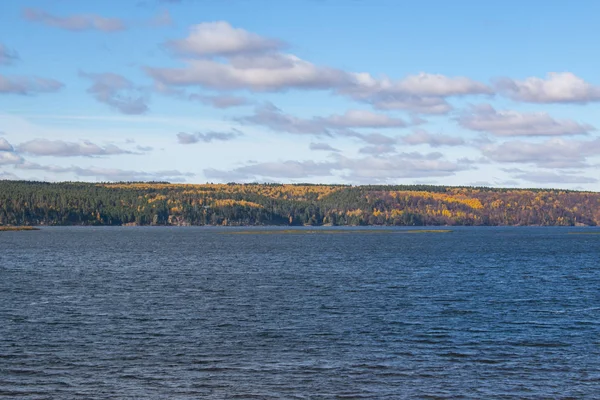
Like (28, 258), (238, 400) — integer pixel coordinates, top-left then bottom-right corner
(0, 180), (599, 227)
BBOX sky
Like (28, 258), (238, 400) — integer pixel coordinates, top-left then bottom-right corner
(1, 0), (599, 190)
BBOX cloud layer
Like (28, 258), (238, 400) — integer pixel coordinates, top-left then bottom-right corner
(81, 72), (148, 114)
(1, 13), (599, 188)
(205, 152), (470, 183)
(496, 72), (600, 104)
(459, 104), (594, 137)
(177, 130), (242, 144)
(166, 21), (284, 57)
(23, 8), (126, 32)
(482, 138), (600, 168)
(238, 104), (406, 136)
(401, 129), (465, 147)
(17, 139), (133, 157)
(17, 162), (193, 182)
(0, 75), (63, 95)
(147, 21), (491, 116)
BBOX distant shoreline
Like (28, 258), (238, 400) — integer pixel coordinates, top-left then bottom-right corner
(1, 181), (599, 227)
(0, 226), (40, 232)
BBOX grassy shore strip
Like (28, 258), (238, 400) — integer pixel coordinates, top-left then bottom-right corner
(222, 229), (453, 235)
(0, 226), (40, 232)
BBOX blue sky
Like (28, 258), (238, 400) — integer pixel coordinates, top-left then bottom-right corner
(1, 0), (599, 189)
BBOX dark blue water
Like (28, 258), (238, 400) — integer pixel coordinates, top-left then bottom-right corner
(1, 227), (600, 399)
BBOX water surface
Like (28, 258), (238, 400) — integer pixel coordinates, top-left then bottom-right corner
(1, 226), (600, 398)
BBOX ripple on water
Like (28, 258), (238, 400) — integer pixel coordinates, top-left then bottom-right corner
(1, 226), (600, 398)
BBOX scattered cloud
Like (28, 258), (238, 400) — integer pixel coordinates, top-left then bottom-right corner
(458, 104), (594, 136)
(81, 72), (149, 114)
(0, 137), (14, 152)
(177, 129), (242, 144)
(322, 109), (406, 128)
(481, 137), (600, 168)
(17, 162), (194, 182)
(363, 94), (453, 114)
(342, 72), (492, 114)
(148, 22), (490, 115)
(146, 53), (351, 92)
(358, 144), (397, 155)
(495, 72), (600, 103)
(238, 104), (406, 136)
(0, 151), (24, 165)
(165, 21), (284, 57)
(205, 160), (335, 181)
(136, 145), (154, 152)
(0, 74), (64, 95)
(309, 142), (340, 152)
(23, 8), (127, 32)
(360, 72), (493, 97)
(401, 129), (465, 147)
(189, 94), (250, 108)
(148, 56), (488, 114)
(0, 138), (23, 165)
(340, 131), (397, 145)
(337, 152), (470, 182)
(17, 139), (133, 157)
(237, 103), (330, 135)
(512, 170), (598, 184)
(0, 44), (19, 65)
(204, 152), (469, 183)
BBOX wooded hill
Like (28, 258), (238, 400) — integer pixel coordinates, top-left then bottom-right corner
(1, 181), (599, 226)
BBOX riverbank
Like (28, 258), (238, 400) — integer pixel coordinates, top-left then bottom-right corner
(0, 226), (40, 232)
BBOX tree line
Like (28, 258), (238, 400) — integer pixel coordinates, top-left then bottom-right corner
(0, 181), (599, 227)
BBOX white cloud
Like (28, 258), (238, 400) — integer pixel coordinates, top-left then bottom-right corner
(146, 54), (351, 92)
(0, 74), (63, 95)
(0, 151), (24, 165)
(17, 162), (194, 182)
(365, 94), (453, 114)
(358, 144), (397, 155)
(238, 103), (329, 135)
(148, 22), (491, 114)
(348, 72), (492, 97)
(340, 131), (397, 145)
(336, 152), (469, 182)
(513, 171), (598, 184)
(205, 160), (335, 180)
(81, 72), (148, 114)
(458, 104), (594, 136)
(188, 94), (250, 108)
(309, 143), (340, 152)
(341, 72), (492, 114)
(496, 72), (600, 103)
(401, 129), (465, 147)
(238, 104), (406, 136)
(23, 8), (126, 32)
(322, 109), (406, 128)
(17, 139), (133, 157)
(204, 152), (469, 183)
(0, 137), (14, 152)
(481, 137), (600, 168)
(165, 21), (283, 57)
(177, 130), (242, 144)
